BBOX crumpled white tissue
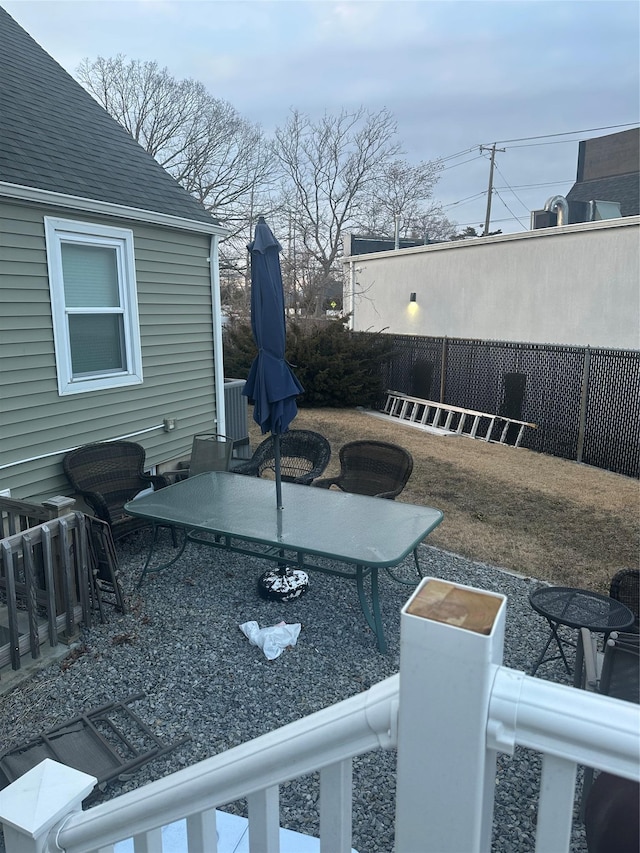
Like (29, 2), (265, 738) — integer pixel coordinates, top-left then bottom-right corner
(239, 620), (301, 660)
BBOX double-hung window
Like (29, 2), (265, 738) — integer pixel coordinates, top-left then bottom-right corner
(45, 217), (143, 395)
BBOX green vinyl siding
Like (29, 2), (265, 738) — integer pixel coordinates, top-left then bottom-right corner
(0, 198), (222, 499)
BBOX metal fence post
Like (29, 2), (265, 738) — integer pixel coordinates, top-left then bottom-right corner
(576, 346), (591, 464)
(395, 578), (507, 853)
(439, 336), (448, 403)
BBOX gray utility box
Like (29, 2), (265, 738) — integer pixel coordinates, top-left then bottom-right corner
(224, 379), (251, 459)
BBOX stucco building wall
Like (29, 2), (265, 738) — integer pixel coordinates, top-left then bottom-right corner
(344, 217), (640, 350)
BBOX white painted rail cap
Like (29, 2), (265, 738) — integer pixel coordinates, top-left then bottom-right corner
(0, 758), (96, 836)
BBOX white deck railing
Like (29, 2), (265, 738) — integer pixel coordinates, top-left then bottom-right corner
(1, 577), (638, 853)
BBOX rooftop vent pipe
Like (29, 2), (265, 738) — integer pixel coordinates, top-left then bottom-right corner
(544, 195), (569, 226)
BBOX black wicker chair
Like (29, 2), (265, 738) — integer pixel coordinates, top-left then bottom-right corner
(232, 430), (331, 485)
(609, 568), (639, 632)
(313, 440), (413, 499)
(63, 441), (172, 541)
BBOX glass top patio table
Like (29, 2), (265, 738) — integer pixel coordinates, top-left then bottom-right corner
(125, 471), (444, 652)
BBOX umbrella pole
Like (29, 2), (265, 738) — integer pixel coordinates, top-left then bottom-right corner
(274, 432), (283, 509)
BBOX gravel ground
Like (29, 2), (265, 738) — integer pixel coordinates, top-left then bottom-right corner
(0, 530), (588, 853)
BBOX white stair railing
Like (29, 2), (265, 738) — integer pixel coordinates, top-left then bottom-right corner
(0, 676), (398, 853)
(0, 577), (637, 853)
(394, 578), (639, 853)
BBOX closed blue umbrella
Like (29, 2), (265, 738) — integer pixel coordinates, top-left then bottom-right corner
(243, 216), (304, 508)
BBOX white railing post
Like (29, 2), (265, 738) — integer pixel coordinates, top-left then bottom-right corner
(186, 808), (218, 852)
(320, 759), (353, 853)
(535, 754), (577, 853)
(247, 786), (280, 852)
(395, 578), (507, 853)
(0, 759), (96, 853)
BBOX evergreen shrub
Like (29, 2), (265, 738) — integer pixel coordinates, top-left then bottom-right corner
(222, 318), (392, 408)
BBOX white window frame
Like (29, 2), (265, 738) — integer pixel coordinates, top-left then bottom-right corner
(45, 217), (143, 395)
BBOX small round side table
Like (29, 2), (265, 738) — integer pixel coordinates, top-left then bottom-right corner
(529, 586), (635, 677)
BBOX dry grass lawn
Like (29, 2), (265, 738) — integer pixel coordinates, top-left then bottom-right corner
(248, 407), (639, 593)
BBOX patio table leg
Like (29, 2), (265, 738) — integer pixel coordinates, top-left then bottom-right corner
(385, 547), (424, 586)
(355, 566), (386, 654)
(137, 525), (189, 587)
(413, 547), (423, 578)
(530, 619), (573, 676)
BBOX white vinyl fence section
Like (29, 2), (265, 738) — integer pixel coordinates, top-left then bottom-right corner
(1, 577), (638, 853)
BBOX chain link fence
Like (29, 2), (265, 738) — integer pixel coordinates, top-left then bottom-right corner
(380, 335), (640, 478)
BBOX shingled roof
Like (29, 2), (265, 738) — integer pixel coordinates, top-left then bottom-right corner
(566, 174), (639, 218)
(0, 7), (218, 226)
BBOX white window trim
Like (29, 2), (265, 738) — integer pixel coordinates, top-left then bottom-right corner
(45, 217), (143, 395)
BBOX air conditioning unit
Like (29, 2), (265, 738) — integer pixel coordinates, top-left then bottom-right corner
(223, 379), (251, 459)
(568, 201), (589, 223)
(530, 210), (556, 229)
(588, 200), (622, 221)
(530, 199), (619, 229)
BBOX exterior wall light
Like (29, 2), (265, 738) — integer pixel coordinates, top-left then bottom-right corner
(409, 292), (417, 302)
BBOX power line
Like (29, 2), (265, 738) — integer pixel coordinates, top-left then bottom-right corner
(493, 162), (530, 215)
(489, 121), (639, 146)
(442, 191), (487, 209)
(437, 122), (638, 164)
(493, 187), (528, 230)
(440, 154), (485, 172)
(437, 146), (478, 163)
(437, 122), (638, 228)
(505, 139), (592, 150)
(494, 180), (572, 190)
(442, 176), (575, 216)
(454, 214), (529, 229)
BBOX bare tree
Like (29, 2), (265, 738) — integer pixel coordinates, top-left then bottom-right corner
(355, 160), (438, 233)
(353, 159), (457, 242)
(77, 55), (276, 283)
(274, 107), (402, 314)
(406, 205), (458, 243)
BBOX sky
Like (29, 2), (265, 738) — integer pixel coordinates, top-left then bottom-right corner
(3, 0), (639, 235)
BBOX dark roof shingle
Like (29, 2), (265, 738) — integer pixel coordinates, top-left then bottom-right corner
(566, 174), (639, 218)
(0, 7), (218, 226)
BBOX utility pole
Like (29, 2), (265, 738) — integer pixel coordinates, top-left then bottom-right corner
(480, 143), (505, 235)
